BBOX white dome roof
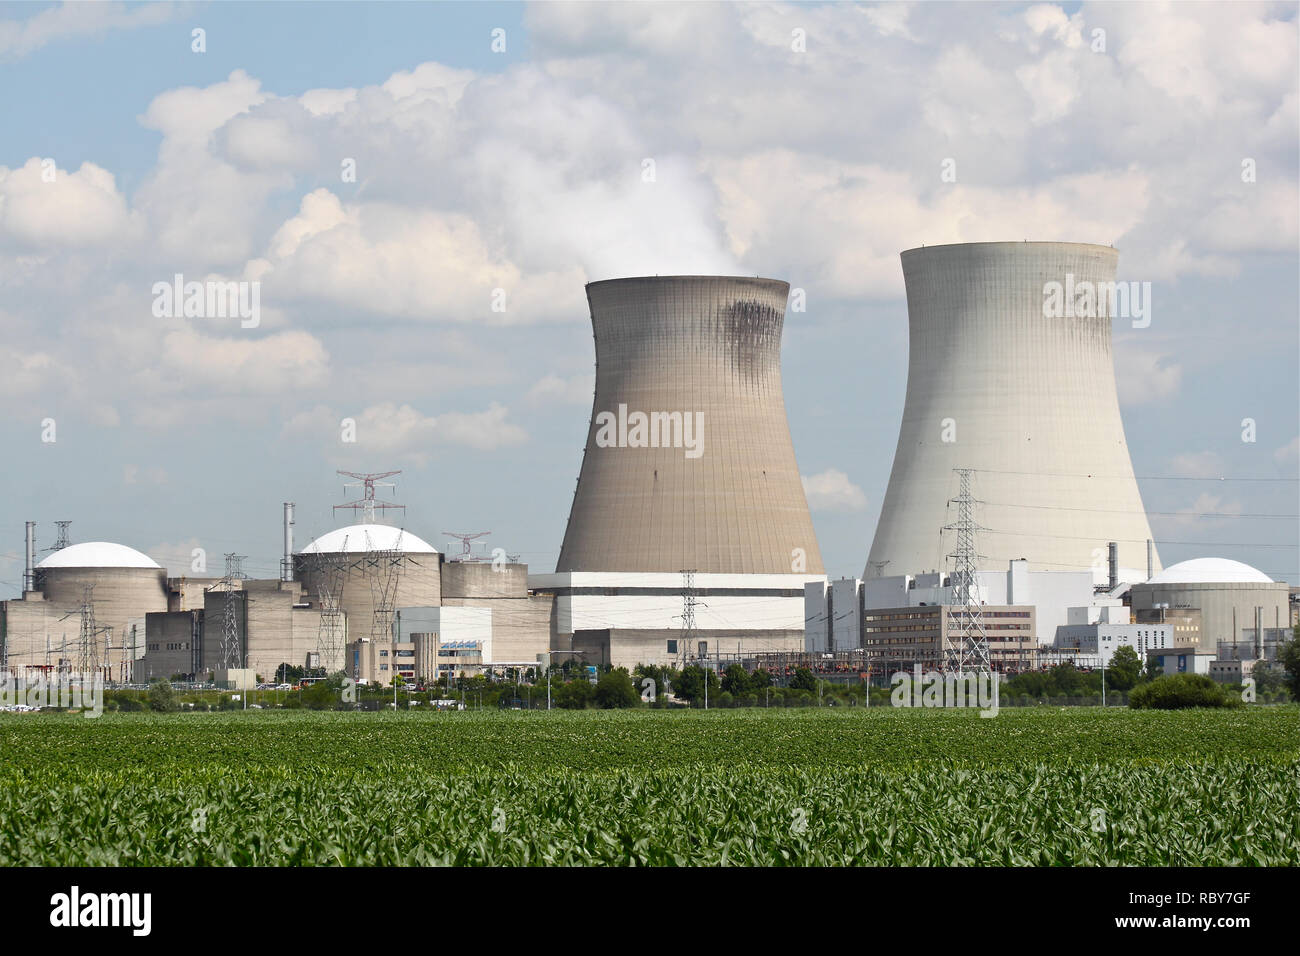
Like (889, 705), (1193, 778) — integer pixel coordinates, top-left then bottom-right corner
(1147, 558), (1273, 585)
(37, 542), (162, 570)
(299, 524), (438, 555)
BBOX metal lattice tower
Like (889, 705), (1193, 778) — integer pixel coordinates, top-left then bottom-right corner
(53, 521), (71, 550)
(676, 569), (704, 665)
(943, 469), (991, 673)
(59, 585), (108, 678)
(313, 536), (350, 674)
(220, 554), (247, 670)
(335, 470), (404, 524)
(442, 531), (491, 562)
(362, 528), (405, 645)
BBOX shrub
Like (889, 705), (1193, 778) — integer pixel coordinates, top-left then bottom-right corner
(147, 679), (176, 713)
(594, 669), (639, 709)
(1129, 673), (1242, 710)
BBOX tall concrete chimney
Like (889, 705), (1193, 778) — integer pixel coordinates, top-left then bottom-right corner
(1108, 541), (1119, 590)
(23, 521), (35, 593)
(1147, 539), (1154, 580)
(281, 502), (295, 582)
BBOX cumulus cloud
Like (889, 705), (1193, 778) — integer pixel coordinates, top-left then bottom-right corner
(526, 373), (594, 406)
(1114, 344), (1183, 405)
(802, 469), (868, 512)
(283, 401), (527, 463)
(0, 158), (136, 246)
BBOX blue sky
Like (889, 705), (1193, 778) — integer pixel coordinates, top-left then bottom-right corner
(0, 0), (1296, 587)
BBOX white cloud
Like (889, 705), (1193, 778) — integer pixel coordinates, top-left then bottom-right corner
(1168, 451), (1225, 478)
(801, 469), (868, 512)
(1114, 344), (1182, 405)
(283, 401), (527, 462)
(156, 327), (331, 393)
(0, 1), (181, 60)
(1274, 436), (1299, 468)
(526, 373), (594, 406)
(0, 158), (136, 246)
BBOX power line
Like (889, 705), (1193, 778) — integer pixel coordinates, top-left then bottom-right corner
(972, 468), (1298, 482)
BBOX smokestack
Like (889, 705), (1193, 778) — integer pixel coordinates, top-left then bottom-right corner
(1255, 606), (1262, 659)
(1107, 541), (1118, 590)
(281, 502), (295, 582)
(1146, 539), (1153, 580)
(23, 521), (35, 593)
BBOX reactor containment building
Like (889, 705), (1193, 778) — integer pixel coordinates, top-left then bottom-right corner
(529, 275), (826, 669)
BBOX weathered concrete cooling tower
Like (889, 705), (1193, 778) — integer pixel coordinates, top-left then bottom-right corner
(533, 276), (825, 670)
(866, 242), (1159, 582)
(557, 276), (823, 574)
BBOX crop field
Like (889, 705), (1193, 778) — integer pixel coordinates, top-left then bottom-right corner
(1, 707), (1296, 865)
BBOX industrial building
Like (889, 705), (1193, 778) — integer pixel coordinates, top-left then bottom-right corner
(531, 275), (826, 670)
(1129, 558), (1290, 655)
(866, 241), (1160, 583)
(1, 501), (551, 687)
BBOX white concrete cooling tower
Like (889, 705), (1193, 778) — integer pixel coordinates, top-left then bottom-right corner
(866, 241), (1160, 583)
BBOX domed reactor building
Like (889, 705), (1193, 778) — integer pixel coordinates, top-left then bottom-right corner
(866, 241), (1160, 584)
(529, 275), (826, 669)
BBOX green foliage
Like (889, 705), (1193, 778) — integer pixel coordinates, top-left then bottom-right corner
(789, 668), (817, 692)
(147, 679), (176, 713)
(721, 664), (751, 696)
(0, 708), (1294, 865)
(1106, 646), (1142, 691)
(1279, 627), (1300, 701)
(593, 669), (639, 709)
(553, 677), (595, 710)
(675, 665), (719, 702)
(1129, 673), (1243, 710)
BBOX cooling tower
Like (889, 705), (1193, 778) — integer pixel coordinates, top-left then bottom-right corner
(867, 241), (1159, 581)
(558, 275), (823, 574)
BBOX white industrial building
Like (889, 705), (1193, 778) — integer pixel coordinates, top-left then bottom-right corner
(808, 559), (1114, 652)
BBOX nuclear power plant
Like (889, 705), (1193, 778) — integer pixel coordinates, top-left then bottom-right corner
(866, 241), (1159, 582)
(1, 255), (1292, 688)
(529, 275), (826, 669)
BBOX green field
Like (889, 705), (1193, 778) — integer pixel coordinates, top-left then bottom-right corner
(1, 707), (1296, 865)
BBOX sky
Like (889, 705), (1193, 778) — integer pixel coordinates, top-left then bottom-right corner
(0, 0), (1297, 589)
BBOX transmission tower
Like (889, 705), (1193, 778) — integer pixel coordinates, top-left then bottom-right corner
(335, 470), (404, 524)
(942, 468), (991, 673)
(313, 535), (350, 674)
(362, 528), (405, 646)
(675, 569), (705, 666)
(59, 586), (109, 678)
(442, 531), (491, 562)
(44, 520), (72, 553)
(220, 554), (247, 670)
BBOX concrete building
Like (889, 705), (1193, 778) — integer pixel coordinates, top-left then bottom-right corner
(861, 604), (1037, 671)
(1, 541), (167, 677)
(819, 559), (1103, 649)
(536, 276), (826, 668)
(1129, 558), (1290, 654)
(867, 242), (1159, 583)
(1147, 646), (1212, 677)
(1055, 611), (1173, 666)
(295, 524), (441, 649)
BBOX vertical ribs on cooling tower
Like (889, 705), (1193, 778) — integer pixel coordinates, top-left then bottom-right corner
(557, 276), (824, 575)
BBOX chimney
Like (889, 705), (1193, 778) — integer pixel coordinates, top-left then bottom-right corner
(1107, 541), (1118, 590)
(281, 502), (295, 582)
(23, 521), (35, 593)
(1146, 539), (1153, 580)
